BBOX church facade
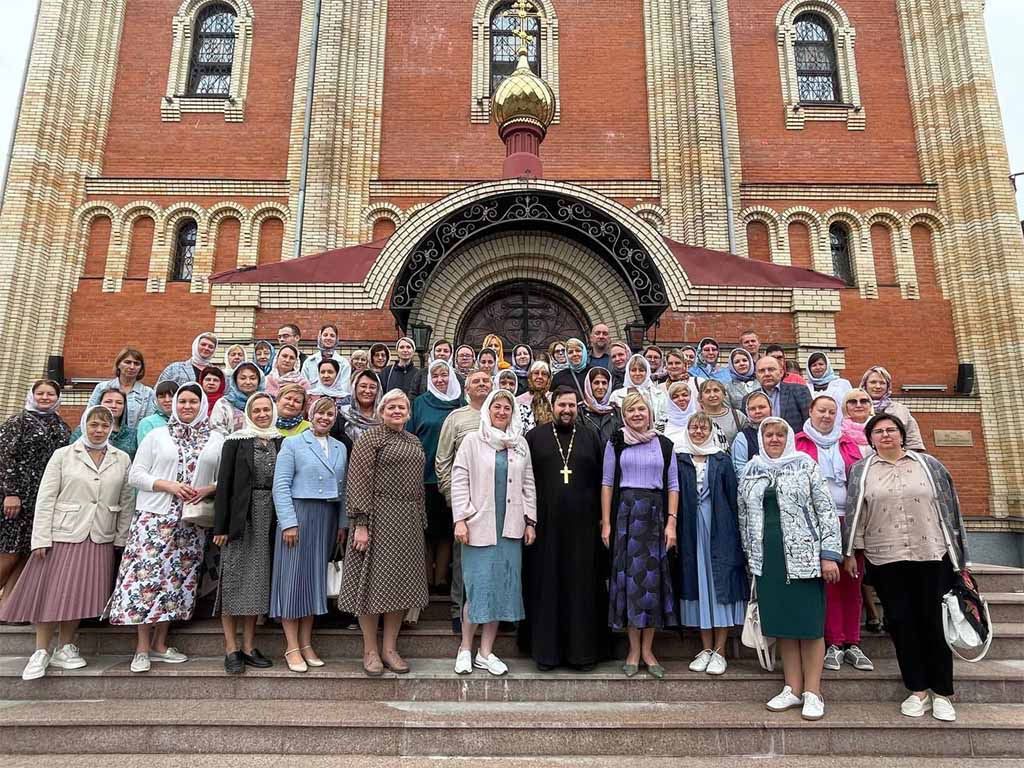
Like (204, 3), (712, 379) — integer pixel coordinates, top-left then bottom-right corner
(0, 1), (1022, 547)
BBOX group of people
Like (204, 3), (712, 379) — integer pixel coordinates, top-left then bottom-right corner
(0, 322), (969, 725)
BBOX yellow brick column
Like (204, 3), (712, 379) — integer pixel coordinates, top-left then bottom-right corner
(211, 283), (260, 342)
(791, 289), (841, 364)
(897, 0), (1024, 517)
(0, 1), (126, 415)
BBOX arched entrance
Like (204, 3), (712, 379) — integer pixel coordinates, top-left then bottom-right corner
(457, 280), (589, 350)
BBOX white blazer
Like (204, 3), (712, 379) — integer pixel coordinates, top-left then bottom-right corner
(130, 426), (224, 517)
(31, 442), (136, 550)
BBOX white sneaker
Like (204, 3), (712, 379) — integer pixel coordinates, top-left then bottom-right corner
(766, 685), (803, 712)
(705, 651), (727, 676)
(801, 691), (825, 721)
(130, 653), (151, 673)
(473, 652), (508, 676)
(688, 649), (713, 672)
(823, 644), (842, 671)
(50, 643), (87, 670)
(932, 695), (956, 722)
(150, 647), (187, 663)
(900, 693), (932, 717)
(454, 649), (473, 675)
(21, 649), (50, 681)
(843, 644), (874, 671)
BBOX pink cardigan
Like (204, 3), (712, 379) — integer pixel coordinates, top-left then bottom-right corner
(451, 432), (538, 547)
(794, 432), (862, 474)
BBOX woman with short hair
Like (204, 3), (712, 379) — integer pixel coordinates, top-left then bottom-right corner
(841, 388), (874, 458)
(601, 391), (679, 678)
(369, 344), (391, 376)
(109, 384), (224, 673)
(275, 383), (311, 438)
(210, 362), (264, 436)
(380, 337), (420, 399)
(547, 340), (569, 374)
(157, 333), (219, 388)
(138, 380), (179, 445)
(698, 379), (745, 451)
(338, 370), (383, 444)
(271, 396), (349, 673)
(87, 347), (155, 431)
(661, 348), (701, 402)
(350, 349), (369, 375)
(1, 405), (135, 680)
(676, 412), (747, 677)
(452, 389), (537, 676)
(643, 345), (668, 384)
(731, 391), (772, 476)
(212, 393), (283, 674)
(859, 366), (925, 451)
(737, 417), (841, 720)
(0, 380), (71, 611)
(223, 344), (247, 376)
(844, 413), (969, 722)
(340, 389), (429, 675)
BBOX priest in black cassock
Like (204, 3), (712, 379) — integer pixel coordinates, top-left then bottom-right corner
(519, 386), (611, 670)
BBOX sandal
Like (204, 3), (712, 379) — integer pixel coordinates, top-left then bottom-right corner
(363, 652), (384, 677)
(382, 651), (410, 674)
(284, 648), (308, 674)
(300, 645), (325, 667)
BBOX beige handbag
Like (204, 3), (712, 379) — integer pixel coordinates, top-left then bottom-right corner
(326, 544), (344, 599)
(181, 499), (215, 528)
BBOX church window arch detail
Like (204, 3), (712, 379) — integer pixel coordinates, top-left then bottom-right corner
(776, 0), (864, 130)
(829, 222), (855, 286)
(163, 0), (254, 122)
(171, 219), (199, 282)
(471, 0), (560, 124)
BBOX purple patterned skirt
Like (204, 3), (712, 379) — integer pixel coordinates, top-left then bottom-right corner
(608, 488), (678, 631)
(0, 540), (115, 623)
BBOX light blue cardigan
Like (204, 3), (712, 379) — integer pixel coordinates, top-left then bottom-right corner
(272, 430), (349, 531)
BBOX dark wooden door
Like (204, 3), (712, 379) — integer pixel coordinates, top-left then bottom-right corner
(459, 281), (588, 352)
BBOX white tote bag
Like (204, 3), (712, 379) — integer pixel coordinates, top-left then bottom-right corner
(741, 578), (777, 671)
(326, 545), (344, 599)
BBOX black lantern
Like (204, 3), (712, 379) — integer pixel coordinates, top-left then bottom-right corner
(409, 323), (433, 366)
(623, 322), (646, 354)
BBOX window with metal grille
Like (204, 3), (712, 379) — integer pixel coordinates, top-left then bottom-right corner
(829, 223), (855, 285)
(187, 4), (237, 97)
(794, 13), (841, 103)
(490, 2), (541, 94)
(171, 219), (198, 282)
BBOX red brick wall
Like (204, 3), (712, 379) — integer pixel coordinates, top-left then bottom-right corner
(378, 0), (652, 180)
(256, 310), (401, 344)
(126, 217), (155, 279)
(746, 221), (771, 262)
(914, 413), (990, 517)
(912, 223), (942, 298)
(871, 223), (897, 286)
(212, 217), (241, 275)
(729, 0), (922, 184)
(788, 221), (812, 269)
(257, 217), (284, 266)
(83, 216), (112, 278)
(101, 0), (300, 179)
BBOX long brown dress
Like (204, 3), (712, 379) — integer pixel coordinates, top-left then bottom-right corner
(337, 425), (430, 615)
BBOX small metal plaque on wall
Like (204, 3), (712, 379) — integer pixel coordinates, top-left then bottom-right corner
(933, 430), (974, 447)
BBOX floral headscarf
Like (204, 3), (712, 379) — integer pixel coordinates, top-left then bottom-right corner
(168, 383), (213, 486)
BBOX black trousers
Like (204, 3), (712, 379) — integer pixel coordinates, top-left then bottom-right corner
(867, 556), (956, 696)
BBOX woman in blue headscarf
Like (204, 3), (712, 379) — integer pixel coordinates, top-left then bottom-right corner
(805, 353), (851, 403)
(550, 337), (591, 399)
(252, 340), (275, 377)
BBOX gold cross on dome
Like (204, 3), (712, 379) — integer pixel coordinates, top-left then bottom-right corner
(502, 0), (541, 52)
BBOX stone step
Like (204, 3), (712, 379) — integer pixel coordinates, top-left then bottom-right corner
(1, 656), (1019, 705)
(1, 698), (1021, 756)
(972, 564), (1024, 594)
(3, 620), (1020, 661)
(3, 757), (1023, 768)
(978, 594), (1024, 623)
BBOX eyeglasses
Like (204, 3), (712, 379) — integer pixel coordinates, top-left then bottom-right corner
(871, 427), (901, 436)
(849, 398), (872, 406)
(554, 347), (566, 354)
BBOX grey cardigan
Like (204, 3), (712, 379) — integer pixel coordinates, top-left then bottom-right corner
(843, 451), (969, 570)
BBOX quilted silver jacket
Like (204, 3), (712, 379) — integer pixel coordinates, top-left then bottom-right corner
(737, 457), (842, 580)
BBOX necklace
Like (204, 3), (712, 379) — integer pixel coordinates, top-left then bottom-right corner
(552, 422), (576, 485)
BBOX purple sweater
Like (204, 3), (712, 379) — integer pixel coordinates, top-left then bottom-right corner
(602, 438), (680, 491)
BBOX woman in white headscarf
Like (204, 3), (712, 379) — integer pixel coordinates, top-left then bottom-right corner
(609, 353), (669, 431)
(0, 380), (71, 612)
(0, 405), (134, 681)
(737, 417), (841, 722)
(156, 332), (219, 388)
(675, 412), (747, 678)
(663, 380), (701, 454)
(451, 389), (537, 677)
(109, 383), (225, 674)
(408, 361), (464, 598)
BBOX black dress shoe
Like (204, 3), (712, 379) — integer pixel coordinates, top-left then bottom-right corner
(224, 651), (245, 674)
(536, 662), (556, 671)
(241, 649), (273, 669)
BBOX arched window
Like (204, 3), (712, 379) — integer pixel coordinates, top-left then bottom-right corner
(794, 13), (840, 103)
(490, 1), (541, 93)
(171, 219), (198, 282)
(187, 3), (237, 97)
(829, 223), (854, 285)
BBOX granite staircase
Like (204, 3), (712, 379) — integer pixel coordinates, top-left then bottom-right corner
(0, 564), (1021, 764)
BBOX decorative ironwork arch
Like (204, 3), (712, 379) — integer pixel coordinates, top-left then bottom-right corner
(389, 191), (670, 330)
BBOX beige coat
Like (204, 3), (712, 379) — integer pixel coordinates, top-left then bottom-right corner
(451, 432), (537, 547)
(31, 442), (136, 551)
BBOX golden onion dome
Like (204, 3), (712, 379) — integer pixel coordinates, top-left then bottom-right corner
(492, 50), (556, 130)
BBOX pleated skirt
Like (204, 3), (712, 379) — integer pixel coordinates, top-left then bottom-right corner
(269, 499), (337, 620)
(0, 540), (115, 623)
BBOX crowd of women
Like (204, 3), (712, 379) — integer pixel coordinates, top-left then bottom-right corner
(0, 323), (969, 724)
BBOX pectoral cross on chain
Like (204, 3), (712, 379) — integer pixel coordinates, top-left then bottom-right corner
(560, 465), (572, 485)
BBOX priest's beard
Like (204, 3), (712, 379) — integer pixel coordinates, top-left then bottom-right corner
(554, 413), (576, 432)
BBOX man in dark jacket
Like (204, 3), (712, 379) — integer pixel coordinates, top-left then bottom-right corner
(755, 355), (811, 434)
